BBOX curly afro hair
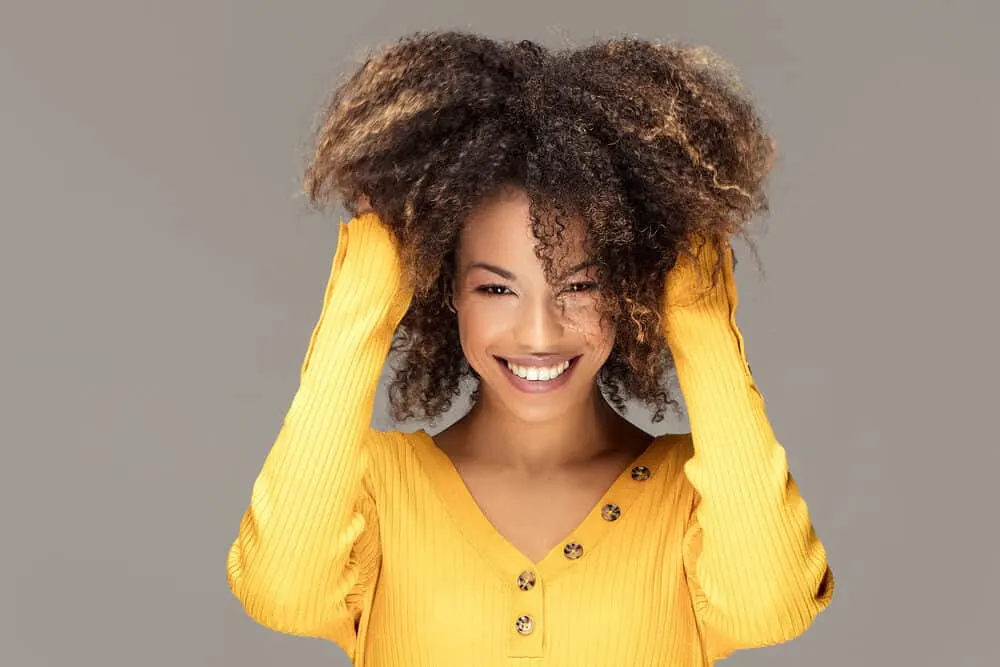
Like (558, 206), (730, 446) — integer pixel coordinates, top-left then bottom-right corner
(302, 30), (776, 425)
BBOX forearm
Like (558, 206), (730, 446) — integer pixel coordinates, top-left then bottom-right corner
(227, 213), (411, 629)
(666, 242), (831, 641)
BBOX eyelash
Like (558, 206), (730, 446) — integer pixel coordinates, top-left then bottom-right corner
(476, 284), (514, 297)
(474, 282), (597, 297)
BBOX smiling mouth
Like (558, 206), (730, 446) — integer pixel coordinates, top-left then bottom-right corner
(494, 355), (581, 393)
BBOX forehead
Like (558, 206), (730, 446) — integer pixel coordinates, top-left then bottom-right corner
(458, 188), (589, 263)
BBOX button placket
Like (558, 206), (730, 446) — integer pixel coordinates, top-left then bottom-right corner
(508, 568), (544, 657)
(503, 442), (662, 658)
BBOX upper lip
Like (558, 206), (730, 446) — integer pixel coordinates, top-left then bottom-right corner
(498, 355), (579, 367)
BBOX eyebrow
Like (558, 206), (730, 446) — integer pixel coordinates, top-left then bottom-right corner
(560, 260), (597, 278)
(465, 260), (597, 281)
(467, 262), (516, 280)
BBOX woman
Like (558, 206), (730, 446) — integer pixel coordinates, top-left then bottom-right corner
(226, 30), (834, 665)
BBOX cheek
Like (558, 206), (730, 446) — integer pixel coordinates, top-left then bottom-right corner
(454, 302), (507, 367)
(563, 300), (616, 355)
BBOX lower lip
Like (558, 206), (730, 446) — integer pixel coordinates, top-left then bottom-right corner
(496, 356), (580, 394)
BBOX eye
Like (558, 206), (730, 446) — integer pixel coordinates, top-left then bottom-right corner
(476, 284), (514, 296)
(562, 281), (597, 294)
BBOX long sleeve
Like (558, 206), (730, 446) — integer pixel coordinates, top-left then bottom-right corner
(226, 213), (412, 654)
(663, 237), (833, 659)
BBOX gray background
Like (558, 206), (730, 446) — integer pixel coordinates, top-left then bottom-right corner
(2, 0), (997, 665)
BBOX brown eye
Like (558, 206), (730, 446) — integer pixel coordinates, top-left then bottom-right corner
(564, 281), (597, 294)
(477, 284), (514, 296)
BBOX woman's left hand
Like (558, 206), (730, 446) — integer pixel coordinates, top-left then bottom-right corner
(663, 234), (734, 315)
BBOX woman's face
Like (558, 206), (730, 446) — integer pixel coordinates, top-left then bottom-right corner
(452, 187), (615, 423)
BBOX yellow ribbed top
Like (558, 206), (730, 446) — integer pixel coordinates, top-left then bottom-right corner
(226, 213), (833, 666)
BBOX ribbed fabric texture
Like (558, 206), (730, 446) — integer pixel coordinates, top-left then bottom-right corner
(226, 213), (834, 666)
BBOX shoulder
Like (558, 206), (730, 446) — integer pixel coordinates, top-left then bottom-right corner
(361, 428), (433, 495)
(647, 431), (697, 484)
(658, 431), (694, 457)
(646, 431), (694, 458)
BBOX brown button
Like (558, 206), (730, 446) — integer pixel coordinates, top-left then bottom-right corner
(601, 503), (621, 521)
(563, 542), (584, 559)
(516, 615), (534, 635)
(517, 570), (536, 591)
(631, 465), (651, 481)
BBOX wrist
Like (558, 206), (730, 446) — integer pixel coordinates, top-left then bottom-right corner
(338, 214), (413, 321)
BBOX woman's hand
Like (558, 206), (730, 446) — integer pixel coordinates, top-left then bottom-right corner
(664, 234), (732, 313)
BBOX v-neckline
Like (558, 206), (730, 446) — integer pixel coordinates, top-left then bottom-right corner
(409, 429), (670, 583)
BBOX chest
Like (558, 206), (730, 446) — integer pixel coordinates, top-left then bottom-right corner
(454, 462), (627, 563)
(365, 442), (701, 666)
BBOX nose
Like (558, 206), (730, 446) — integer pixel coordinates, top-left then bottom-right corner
(512, 292), (565, 350)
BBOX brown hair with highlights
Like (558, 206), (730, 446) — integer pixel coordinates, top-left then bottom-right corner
(303, 30), (775, 424)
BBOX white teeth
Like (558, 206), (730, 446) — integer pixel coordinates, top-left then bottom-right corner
(505, 360), (571, 381)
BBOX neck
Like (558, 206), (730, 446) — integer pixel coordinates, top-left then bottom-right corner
(454, 384), (627, 474)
